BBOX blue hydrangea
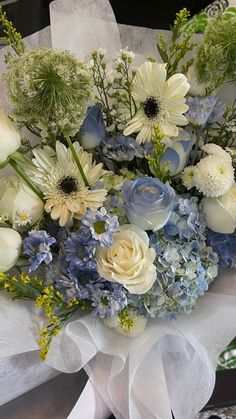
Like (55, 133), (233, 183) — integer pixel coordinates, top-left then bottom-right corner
(128, 195), (219, 320)
(24, 230), (56, 272)
(81, 207), (119, 247)
(102, 135), (144, 161)
(207, 230), (236, 268)
(65, 230), (97, 273)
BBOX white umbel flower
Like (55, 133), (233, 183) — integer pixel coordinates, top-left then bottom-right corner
(182, 166), (196, 190)
(27, 142), (107, 226)
(123, 61), (190, 143)
(194, 155), (234, 197)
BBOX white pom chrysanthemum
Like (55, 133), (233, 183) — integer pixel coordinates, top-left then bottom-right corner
(182, 166), (196, 190)
(201, 143), (232, 162)
(194, 155), (234, 197)
(104, 310), (147, 338)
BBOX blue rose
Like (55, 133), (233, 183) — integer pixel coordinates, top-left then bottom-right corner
(161, 131), (193, 176)
(80, 105), (106, 150)
(122, 177), (175, 231)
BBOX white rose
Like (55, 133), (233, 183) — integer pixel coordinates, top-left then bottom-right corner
(202, 183), (236, 234)
(0, 109), (21, 165)
(96, 224), (156, 294)
(0, 227), (22, 272)
(0, 176), (44, 229)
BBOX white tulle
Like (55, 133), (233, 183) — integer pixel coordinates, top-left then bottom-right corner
(0, 1), (236, 418)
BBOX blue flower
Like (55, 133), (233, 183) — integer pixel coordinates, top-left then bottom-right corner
(91, 284), (127, 318)
(65, 230), (97, 272)
(81, 207), (119, 247)
(24, 230), (56, 272)
(102, 135), (144, 162)
(122, 177), (175, 231)
(161, 130), (194, 176)
(80, 105), (106, 150)
(186, 96), (225, 126)
(207, 230), (236, 268)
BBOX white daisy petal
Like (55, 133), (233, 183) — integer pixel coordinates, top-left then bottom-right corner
(123, 62), (190, 143)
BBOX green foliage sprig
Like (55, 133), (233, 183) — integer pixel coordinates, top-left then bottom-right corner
(195, 15), (236, 93)
(145, 126), (171, 182)
(0, 6), (25, 62)
(157, 8), (197, 77)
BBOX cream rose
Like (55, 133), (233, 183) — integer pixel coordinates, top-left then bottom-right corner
(0, 176), (44, 229)
(202, 183), (236, 234)
(0, 108), (21, 165)
(0, 227), (22, 272)
(96, 224), (156, 294)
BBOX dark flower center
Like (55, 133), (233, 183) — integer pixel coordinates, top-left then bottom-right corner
(58, 176), (78, 195)
(143, 96), (160, 120)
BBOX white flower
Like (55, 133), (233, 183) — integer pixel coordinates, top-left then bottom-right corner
(194, 155), (234, 197)
(0, 176), (44, 229)
(123, 61), (190, 143)
(27, 142), (107, 226)
(201, 143), (231, 162)
(0, 227), (22, 272)
(182, 166), (196, 190)
(0, 108), (21, 165)
(104, 310), (147, 337)
(186, 65), (206, 97)
(96, 224), (156, 294)
(202, 183), (236, 233)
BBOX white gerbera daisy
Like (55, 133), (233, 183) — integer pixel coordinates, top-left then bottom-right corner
(123, 61), (190, 144)
(27, 142), (107, 226)
(194, 155), (234, 197)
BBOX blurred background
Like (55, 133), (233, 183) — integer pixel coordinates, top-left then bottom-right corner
(1, 0), (212, 37)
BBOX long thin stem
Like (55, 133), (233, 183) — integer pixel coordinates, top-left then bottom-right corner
(65, 136), (90, 188)
(191, 127), (202, 165)
(9, 159), (44, 200)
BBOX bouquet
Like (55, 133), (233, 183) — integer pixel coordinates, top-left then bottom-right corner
(0, 6), (236, 362)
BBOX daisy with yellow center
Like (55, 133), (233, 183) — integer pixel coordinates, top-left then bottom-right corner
(27, 142), (107, 226)
(123, 61), (190, 144)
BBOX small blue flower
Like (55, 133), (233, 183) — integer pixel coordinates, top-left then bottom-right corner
(81, 207), (119, 247)
(24, 230), (56, 272)
(102, 135), (144, 162)
(80, 105), (106, 150)
(186, 96), (225, 126)
(65, 231), (97, 272)
(91, 284), (127, 318)
(122, 177), (175, 231)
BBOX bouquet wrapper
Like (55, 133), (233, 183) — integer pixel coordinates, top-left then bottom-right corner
(0, 1), (236, 418)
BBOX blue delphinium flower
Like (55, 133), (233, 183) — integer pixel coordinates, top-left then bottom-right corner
(65, 230), (97, 273)
(102, 135), (144, 161)
(207, 230), (236, 268)
(24, 230), (56, 272)
(80, 105), (106, 150)
(81, 207), (119, 247)
(186, 96), (225, 126)
(91, 284), (127, 318)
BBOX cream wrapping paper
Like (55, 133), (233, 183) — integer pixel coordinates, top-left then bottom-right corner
(0, 0), (236, 417)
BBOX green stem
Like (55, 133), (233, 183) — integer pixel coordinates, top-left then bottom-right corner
(9, 159), (44, 200)
(191, 127), (202, 165)
(65, 136), (90, 188)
